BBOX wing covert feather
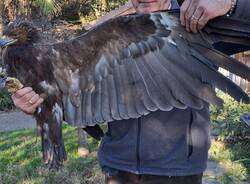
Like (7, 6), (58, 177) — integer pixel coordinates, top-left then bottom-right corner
(61, 11), (250, 127)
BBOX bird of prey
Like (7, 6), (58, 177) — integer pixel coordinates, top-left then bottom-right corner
(0, 10), (250, 169)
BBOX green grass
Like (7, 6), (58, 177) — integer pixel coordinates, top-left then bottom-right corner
(0, 124), (104, 184)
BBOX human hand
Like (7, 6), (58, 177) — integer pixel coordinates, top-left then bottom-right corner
(11, 87), (44, 114)
(180, 0), (232, 33)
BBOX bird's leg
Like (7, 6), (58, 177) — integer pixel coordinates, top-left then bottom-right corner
(37, 115), (67, 170)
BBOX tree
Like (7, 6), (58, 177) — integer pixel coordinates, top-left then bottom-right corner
(3, 0), (20, 23)
(93, 0), (110, 17)
(77, 128), (90, 158)
(0, 1), (4, 34)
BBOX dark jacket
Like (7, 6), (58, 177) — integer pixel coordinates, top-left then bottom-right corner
(98, 0), (250, 176)
(232, 0), (250, 19)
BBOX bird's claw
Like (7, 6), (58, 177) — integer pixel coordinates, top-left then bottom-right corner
(5, 77), (23, 94)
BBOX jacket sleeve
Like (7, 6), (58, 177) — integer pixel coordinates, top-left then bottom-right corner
(232, 0), (250, 20)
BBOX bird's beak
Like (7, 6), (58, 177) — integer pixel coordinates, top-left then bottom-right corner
(0, 37), (18, 48)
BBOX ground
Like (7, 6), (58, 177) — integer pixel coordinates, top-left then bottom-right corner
(0, 111), (36, 132)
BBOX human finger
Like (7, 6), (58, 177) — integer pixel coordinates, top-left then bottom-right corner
(25, 98), (44, 114)
(197, 11), (210, 31)
(28, 94), (40, 105)
(190, 7), (204, 33)
(184, 1), (197, 32)
(22, 91), (37, 102)
(13, 87), (33, 98)
(180, 0), (191, 26)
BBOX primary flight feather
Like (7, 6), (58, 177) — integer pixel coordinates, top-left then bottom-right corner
(1, 10), (250, 168)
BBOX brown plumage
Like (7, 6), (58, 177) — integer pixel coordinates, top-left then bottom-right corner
(1, 10), (250, 169)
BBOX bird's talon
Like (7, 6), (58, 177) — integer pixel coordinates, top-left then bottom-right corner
(5, 77), (23, 94)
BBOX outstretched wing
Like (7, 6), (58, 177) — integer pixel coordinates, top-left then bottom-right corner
(51, 11), (250, 127)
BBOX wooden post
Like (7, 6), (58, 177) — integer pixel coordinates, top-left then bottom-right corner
(235, 52), (250, 93)
(77, 128), (90, 157)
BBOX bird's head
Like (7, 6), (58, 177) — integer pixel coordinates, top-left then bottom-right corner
(0, 21), (39, 89)
(1, 21), (39, 46)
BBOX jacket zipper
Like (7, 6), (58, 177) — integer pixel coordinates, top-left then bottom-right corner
(187, 110), (194, 160)
(136, 117), (142, 173)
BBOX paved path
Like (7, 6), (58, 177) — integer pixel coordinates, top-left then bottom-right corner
(203, 160), (225, 184)
(0, 111), (36, 132)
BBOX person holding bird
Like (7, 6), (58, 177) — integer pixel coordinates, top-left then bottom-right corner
(9, 0), (250, 183)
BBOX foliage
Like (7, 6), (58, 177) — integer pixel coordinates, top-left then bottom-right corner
(0, 0), (128, 25)
(209, 92), (250, 183)
(0, 89), (14, 111)
(109, 0), (128, 10)
(210, 92), (250, 141)
(33, 0), (64, 16)
(91, 0), (128, 16)
(60, 0), (128, 22)
(0, 68), (14, 111)
(34, 0), (128, 19)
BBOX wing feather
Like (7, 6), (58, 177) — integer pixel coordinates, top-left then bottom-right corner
(92, 81), (104, 123)
(128, 58), (157, 113)
(135, 56), (173, 111)
(59, 11), (250, 127)
(190, 42), (250, 80)
(113, 63), (130, 119)
(124, 58), (150, 116)
(142, 52), (186, 109)
(159, 42), (220, 107)
(119, 62), (139, 119)
(85, 91), (93, 124)
(101, 78), (112, 122)
(107, 74), (121, 120)
(64, 95), (77, 125)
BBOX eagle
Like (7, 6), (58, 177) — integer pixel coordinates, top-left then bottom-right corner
(0, 10), (250, 169)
